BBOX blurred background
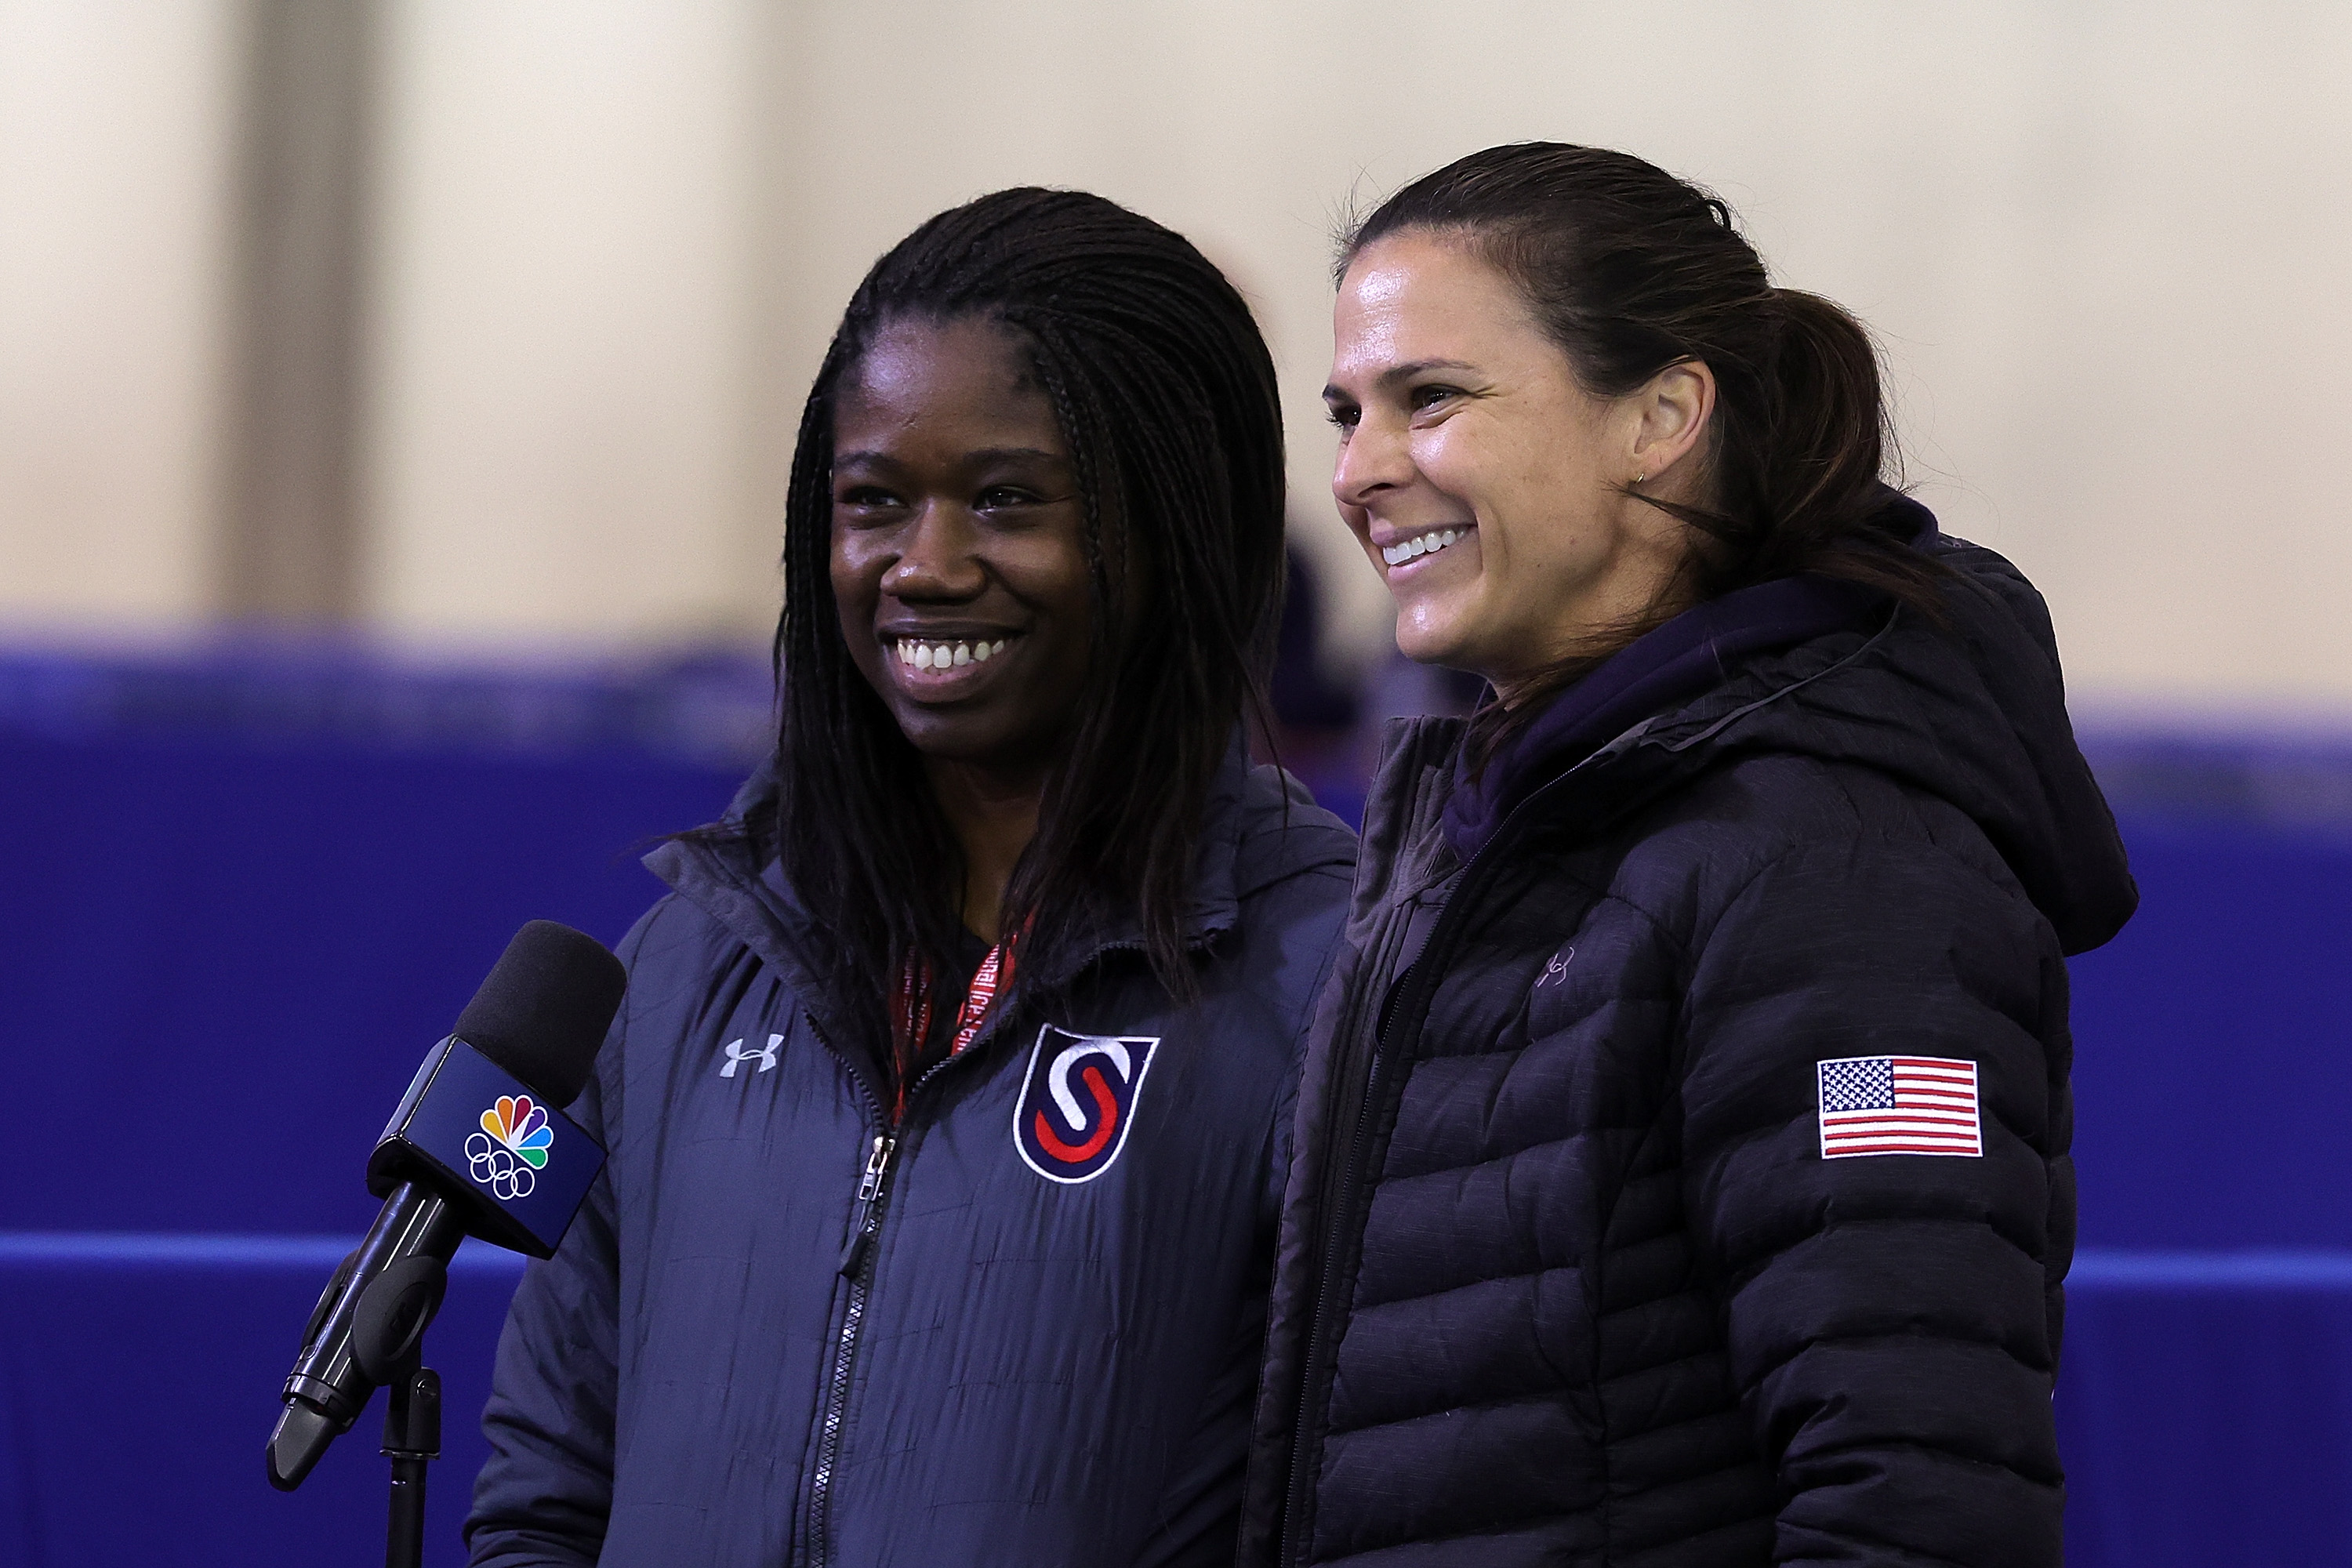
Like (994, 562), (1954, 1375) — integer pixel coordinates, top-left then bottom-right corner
(2, 2), (2348, 1563)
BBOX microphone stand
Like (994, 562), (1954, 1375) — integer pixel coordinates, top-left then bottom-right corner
(267, 1218), (454, 1562)
(323, 1229), (451, 1567)
(381, 1352), (442, 1568)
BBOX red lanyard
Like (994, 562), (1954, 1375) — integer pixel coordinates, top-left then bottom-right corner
(887, 932), (1017, 1120)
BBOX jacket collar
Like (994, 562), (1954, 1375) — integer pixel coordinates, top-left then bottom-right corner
(641, 736), (1275, 1039)
(1442, 570), (1885, 862)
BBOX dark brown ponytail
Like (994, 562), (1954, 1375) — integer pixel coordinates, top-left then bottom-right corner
(1733, 285), (1922, 591)
(1342, 143), (1945, 741)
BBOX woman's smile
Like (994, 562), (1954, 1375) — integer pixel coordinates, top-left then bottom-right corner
(883, 629), (1025, 692)
(1375, 524), (1476, 575)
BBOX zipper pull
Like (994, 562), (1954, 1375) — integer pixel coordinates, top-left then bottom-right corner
(855, 1134), (892, 1202)
(837, 1134), (895, 1276)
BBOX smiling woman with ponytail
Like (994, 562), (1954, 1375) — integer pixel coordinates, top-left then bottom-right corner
(1241, 144), (2136, 1568)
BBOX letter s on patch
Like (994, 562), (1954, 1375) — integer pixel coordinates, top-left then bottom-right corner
(1014, 1025), (1160, 1184)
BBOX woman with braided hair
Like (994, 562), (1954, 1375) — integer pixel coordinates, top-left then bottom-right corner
(468, 189), (1354, 1566)
(1240, 143), (2135, 1566)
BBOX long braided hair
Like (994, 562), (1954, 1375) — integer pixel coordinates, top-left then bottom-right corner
(767, 188), (1287, 1077)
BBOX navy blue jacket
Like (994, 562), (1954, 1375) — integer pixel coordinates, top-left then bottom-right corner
(468, 753), (1353, 1566)
(1241, 508), (2138, 1566)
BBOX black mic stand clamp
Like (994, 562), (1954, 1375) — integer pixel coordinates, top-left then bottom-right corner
(350, 1250), (450, 1568)
(271, 1232), (452, 1566)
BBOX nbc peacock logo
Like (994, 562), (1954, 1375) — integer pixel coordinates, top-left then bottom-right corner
(464, 1094), (554, 1200)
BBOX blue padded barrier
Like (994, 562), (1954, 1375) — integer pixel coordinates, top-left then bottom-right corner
(2, 647), (2350, 1563)
(0, 1233), (522, 1568)
(0, 645), (755, 1237)
(0, 647), (751, 1563)
(3, 1236), (2342, 1567)
(2060, 1250), (2352, 1566)
(2063, 797), (2352, 1253)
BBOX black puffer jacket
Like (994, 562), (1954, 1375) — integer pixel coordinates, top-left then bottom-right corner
(1240, 510), (2137, 1567)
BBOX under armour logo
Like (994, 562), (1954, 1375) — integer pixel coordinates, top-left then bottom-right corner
(720, 1034), (782, 1077)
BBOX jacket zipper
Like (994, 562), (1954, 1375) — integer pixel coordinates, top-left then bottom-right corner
(805, 1130), (896, 1567)
(1276, 768), (1594, 1566)
(796, 984), (1036, 1568)
(1278, 927), (1430, 1563)
(798, 932), (1187, 1566)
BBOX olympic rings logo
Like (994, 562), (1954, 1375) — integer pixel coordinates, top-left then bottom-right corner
(464, 1131), (537, 1200)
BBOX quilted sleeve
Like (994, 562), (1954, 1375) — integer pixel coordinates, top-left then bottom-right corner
(464, 903), (660, 1566)
(1679, 833), (2073, 1566)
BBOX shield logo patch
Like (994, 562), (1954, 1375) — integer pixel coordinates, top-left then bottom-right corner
(1013, 1024), (1160, 1185)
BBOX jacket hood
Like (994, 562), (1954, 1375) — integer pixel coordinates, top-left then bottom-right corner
(1457, 493), (2137, 955)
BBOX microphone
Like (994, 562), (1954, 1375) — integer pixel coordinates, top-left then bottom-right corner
(266, 920), (626, 1491)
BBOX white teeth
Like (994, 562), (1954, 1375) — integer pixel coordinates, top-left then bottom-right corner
(1383, 528), (1469, 567)
(895, 637), (1011, 670)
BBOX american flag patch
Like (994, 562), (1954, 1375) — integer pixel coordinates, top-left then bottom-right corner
(1816, 1055), (1983, 1159)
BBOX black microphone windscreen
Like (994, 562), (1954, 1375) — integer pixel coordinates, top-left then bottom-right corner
(452, 920), (626, 1107)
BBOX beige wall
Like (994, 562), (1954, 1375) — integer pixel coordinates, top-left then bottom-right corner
(5, 2), (2350, 714)
(0, 0), (235, 630)
(363, 0), (769, 645)
(757, 0), (2352, 710)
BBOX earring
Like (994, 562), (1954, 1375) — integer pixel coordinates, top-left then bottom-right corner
(1631, 471), (1645, 487)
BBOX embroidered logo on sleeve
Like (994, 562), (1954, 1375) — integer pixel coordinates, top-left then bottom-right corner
(1817, 1055), (1982, 1159)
